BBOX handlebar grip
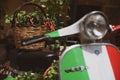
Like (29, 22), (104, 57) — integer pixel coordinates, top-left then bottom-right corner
(21, 35), (48, 46)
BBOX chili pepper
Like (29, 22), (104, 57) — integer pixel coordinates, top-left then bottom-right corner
(29, 16), (36, 27)
(43, 21), (55, 31)
(29, 16), (33, 24)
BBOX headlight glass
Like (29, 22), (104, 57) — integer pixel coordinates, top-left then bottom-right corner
(84, 13), (108, 40)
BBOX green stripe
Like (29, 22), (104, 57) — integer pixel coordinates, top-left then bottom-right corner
(60, 46), (89, 80)
(44, 31), (59, 38)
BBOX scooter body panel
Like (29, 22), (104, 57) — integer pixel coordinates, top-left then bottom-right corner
(59, 43), (120, 80)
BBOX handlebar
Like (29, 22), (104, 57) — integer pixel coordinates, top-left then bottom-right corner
(21, 35), (48, 46)
(21, 11), (118, 46)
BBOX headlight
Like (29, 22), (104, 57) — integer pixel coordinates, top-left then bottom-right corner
(81, 11), (109, 40)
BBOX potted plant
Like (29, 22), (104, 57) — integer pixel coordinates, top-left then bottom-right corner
(5, 2), (57, 50)
(5, 10), (55, 30)
(4, 0), (71, 79)
(31, 0), (71, 51)
(5, 0), (71, 50)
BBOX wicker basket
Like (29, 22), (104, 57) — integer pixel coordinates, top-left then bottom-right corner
(11, 2), (50, 50)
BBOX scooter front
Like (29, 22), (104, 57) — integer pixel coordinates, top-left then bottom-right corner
(21, 11), (120, 80)
(59, 11), (120, 80)
(59, 43), (120, 80)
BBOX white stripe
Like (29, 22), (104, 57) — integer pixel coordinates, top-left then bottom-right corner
(82, 45), (115, 80)
(58, 18), (82, 37)
(109, 25), (114, 31)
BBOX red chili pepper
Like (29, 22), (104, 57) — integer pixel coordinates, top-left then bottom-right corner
(29, 16), (36, 27)
(29, 16), (33, 24)
(43, 22), (55, 31)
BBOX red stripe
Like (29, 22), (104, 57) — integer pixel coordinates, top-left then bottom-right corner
(106, 45), (120, 80)
(111, 25), (120, 31)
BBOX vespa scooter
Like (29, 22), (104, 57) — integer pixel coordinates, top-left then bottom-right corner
(21, 11), (120, 80)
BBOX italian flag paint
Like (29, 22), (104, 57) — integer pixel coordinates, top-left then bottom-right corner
(60, 43), (120, 80)
(109, 24), (120, 31)
(44, 19), (81, 38)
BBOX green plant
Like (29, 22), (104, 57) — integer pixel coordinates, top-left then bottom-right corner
(5, 11), (45, 26)
(4, 0), (70, 78)
(43, 60), (59, 80)
(13, 60), (58, 80)
(5, 15), (13, 24)
(31, 0), (71, 51)
(32, 0), (71, 29)
(5, 0), (71, 32)
(15, 71), (42, 80)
